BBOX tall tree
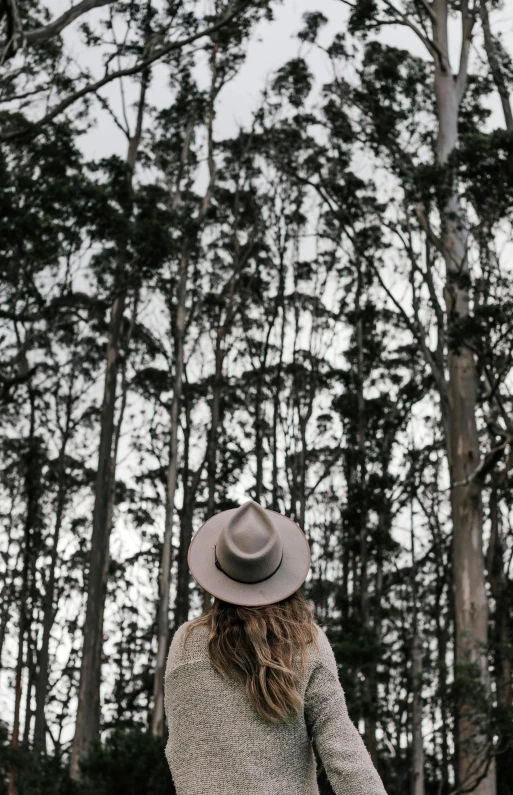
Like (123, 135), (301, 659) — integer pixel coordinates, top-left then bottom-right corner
(319, 3), (513, 790)
(69, 5), (151, 768)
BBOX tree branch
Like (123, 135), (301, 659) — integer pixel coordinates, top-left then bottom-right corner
(23, 0), (113, 47)
(479, 0), (513, 130)
(0, 0), (23, 64)
(456, 0), (478, 101)
(381, 0), (450, 71)
(369, 255), (448, 399)
(414, 0), (436, 24)
(452, 432), (511, 492)
(1, 1), (251, 141)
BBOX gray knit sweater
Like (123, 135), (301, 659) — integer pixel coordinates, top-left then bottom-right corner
(164, 620), (388, 795)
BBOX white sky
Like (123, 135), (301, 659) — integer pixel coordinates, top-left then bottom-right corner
(59, 0), (513, 163)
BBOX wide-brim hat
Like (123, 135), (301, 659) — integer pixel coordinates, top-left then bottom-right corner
(187, 499), (311, 607)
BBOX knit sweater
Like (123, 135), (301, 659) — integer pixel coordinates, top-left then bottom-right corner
(164, 620), (388, 795)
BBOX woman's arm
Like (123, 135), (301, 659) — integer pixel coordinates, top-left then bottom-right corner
(304, 634), (388, 795)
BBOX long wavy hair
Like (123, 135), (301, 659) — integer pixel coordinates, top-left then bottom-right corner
(182, 589), (318, 723)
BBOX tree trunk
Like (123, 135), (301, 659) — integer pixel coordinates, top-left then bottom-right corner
(174, 393), (193, 631)
(202, 346), (223, 617)
(174, 510), (194, 630)
(271, 270), (286, 511)
(33, 374), (74, 752)
(479, 1), (513, 131)
(432, 5), (496, 791)
(69, 78), (146, 774)
(435, 543), (451, 793)
(254, 374), (264, 503)
(487, 484), (511, 712)
(203, 352), (223, 613)
(411, 505), (424, 795)
(151, 249), (188, 737)
(69, 289), (126, 778)
(206, 345), (222, 520)
(444, 152), (496, 795)
(354, 261), (375, 760)
(298, 420), (308, 532)
(411, 632), (424, 795)
(22, 636), (35, 747)
(0, 507), (17, 670)
(9, 389), (39, 795)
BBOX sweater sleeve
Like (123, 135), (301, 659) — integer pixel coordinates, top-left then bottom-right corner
(304, 630), (388, 795)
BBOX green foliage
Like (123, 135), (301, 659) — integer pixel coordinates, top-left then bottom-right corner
(79, 729), (173, 795)
(0, 727), (173, 795)
(347, 0), (379, 37)
(0, 122), (93, 275)
(0, 721), (75, 795)
(272, 58), (313, 109)
(458, 129), (513, 221)
(298, 12), (328, 44)
(355, 41), (435, 153)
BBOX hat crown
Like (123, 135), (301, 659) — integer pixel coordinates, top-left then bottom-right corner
(215, 500), (283, 584)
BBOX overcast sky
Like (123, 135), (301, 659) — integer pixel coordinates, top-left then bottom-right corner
(56, 0), (513, 164)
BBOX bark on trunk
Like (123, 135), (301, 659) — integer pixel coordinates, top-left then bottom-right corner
(479, 1), (513, 131)
(486, 483), (512, 791)
(202, 320), (229, 614)
(354, 261), (375, 760)
(206, 346), (222, 520)
(22, 636), (35, 747)
(254, 376), (264, 502)
(174, 510), (194, 630)
(431, 4), (496, 791)
(9, 576), (27, 776)
(435, 538), (451, 792)
(174, 394), (193, 631)
(411, 507), (425, 795)
(174, 392), (207, 631)
(271, 266), (286, 511)
(33, 374), (74, 752)
(411, 632), (425, 795)
(9, 389), (39, 795)
(0, 508), (17, 670)
(151, 249), (188, 737)
(487, 484), (512, 712)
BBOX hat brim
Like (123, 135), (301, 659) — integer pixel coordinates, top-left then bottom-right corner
(187, 508), (311, 607)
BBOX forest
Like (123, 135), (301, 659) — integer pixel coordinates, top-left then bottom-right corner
(1, 0), (513, 793)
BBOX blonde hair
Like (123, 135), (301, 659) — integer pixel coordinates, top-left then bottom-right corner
(182, 590), (318, 723)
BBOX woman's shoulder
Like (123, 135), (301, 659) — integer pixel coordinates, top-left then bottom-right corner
(167, 619), (210, 673)
(309, 621), (339, 676)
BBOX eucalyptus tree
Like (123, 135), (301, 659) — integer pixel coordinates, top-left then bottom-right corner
(0, 117), (112, 792)
(257, 32), (455, 792)
(296, 4), (513, 792)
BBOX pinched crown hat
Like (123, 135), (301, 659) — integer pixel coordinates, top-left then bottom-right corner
(187, 500), (311, 606)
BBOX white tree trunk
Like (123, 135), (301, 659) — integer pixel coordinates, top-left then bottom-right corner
(432, 4), (496, 792)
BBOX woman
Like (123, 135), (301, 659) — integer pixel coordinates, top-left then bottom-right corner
(164, 499), (388, 795)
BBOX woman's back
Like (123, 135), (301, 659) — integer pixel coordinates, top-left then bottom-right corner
(164, 619), (387, 795)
